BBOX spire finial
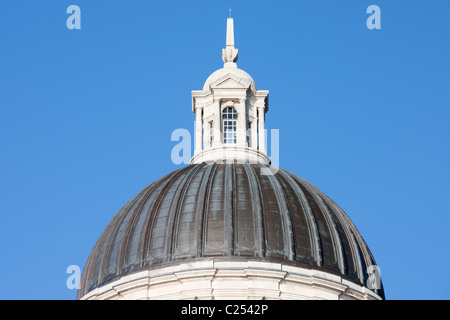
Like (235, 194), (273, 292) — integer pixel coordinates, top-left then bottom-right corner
(222, 15), (239, 64)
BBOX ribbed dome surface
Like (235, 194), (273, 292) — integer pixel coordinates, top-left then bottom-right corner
(78, 162), (384, 299)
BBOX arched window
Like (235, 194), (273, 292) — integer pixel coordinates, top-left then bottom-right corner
(223, 107), (237, 144)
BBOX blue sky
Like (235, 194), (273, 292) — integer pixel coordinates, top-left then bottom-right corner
(0, 0), (449, 300)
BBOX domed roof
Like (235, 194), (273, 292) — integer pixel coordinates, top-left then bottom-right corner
(78, 162), (384, 299)
(203, 64), (257, 91)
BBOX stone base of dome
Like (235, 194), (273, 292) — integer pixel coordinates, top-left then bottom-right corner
(79, 260), (382, 300)
(190, 146), (271, 165)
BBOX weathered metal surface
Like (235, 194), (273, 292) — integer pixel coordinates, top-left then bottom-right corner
(78, 163), (385, 299)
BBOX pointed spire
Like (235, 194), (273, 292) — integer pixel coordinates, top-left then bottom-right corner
(222, 13), (238, 64)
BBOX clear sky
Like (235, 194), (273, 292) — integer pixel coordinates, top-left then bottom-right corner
(0, 0), (449, 300)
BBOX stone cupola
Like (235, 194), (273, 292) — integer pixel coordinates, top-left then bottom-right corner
(191, 16), (270, 165)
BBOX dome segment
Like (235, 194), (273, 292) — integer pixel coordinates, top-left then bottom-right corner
(78, 162), (385, 300)
(202, 64), (257, 92)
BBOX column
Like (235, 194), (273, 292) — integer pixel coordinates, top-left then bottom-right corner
(251, 120), (257, 150)
(213, 101), (221, 148)
(195, 106), (203, 154)
(203, 118), (208, 150)
(238, 98), (247, 148)
(250, 105), (257, 150)
(258, 106), (266, 152)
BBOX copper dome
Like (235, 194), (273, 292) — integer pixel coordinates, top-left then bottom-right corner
(78, 162), (384, 299)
